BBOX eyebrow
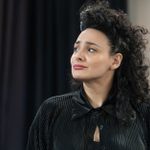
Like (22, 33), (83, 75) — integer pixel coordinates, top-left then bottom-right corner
(75, 41), (101, 48)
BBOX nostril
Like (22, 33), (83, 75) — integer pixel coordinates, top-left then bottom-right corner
(78, 57), (83, 61)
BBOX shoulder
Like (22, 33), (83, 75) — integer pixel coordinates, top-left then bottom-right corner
(43, 91), (78, 107)
(37, 91), (78, 115)
(32, 91), (78, 124)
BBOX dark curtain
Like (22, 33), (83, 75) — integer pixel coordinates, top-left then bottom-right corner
(0, 0), (127, 150)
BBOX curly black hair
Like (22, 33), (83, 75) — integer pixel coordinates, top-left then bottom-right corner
(73, 0), (150, 123)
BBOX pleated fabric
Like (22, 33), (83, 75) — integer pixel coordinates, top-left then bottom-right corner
(26, 89), (150, 150)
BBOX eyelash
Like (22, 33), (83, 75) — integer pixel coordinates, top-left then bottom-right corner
(73, 47), (96, 53)
(88, 48), (96, 53)
(73, 47), (78, 52)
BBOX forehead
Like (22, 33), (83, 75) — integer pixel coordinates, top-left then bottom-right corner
(76, 28), (110, 46)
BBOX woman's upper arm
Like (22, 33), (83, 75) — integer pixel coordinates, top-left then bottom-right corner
(26, 99), (56, 150)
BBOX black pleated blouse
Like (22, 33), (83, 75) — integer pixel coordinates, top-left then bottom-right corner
(26, 89), (150, 150)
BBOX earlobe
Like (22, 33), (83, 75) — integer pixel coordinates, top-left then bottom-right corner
(111, 53), (123, 70)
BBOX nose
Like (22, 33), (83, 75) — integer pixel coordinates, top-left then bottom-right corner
(72, 49), (85, 61)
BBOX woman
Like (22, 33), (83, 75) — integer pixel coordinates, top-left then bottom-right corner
(26, 0), (150, 149)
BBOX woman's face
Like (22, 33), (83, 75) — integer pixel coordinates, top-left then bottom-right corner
(70, 28), (121, 82)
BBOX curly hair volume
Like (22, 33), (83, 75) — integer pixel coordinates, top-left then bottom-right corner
(73, 0), (150, 123)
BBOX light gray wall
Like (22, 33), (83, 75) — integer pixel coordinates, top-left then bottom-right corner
(128, 0), (150, 59)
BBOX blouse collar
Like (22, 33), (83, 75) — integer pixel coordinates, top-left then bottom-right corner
(71, 87), (116, 120)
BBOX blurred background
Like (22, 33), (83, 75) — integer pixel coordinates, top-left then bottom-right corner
(0, 0), (149, 150)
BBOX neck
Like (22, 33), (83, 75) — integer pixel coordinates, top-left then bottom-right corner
(83, 77), (113, 108)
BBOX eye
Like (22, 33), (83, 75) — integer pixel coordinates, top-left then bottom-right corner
(73, 47), (78, 52)
(88, 48), (96, 53)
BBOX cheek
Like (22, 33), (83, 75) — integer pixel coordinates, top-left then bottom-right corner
(70, 55), (74, 65)
(89, 57), (102, 66)
(90, 57), (111, 68)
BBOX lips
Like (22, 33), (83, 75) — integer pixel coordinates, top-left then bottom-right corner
(73, 64), (87, 70)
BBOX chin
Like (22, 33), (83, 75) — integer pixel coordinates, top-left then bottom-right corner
(72, 73), (92, 81)
(72, 76), (83, 81)
(72, 76), (90, 82)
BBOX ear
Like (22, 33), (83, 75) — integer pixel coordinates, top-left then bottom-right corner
(110, 53), (123, 70)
